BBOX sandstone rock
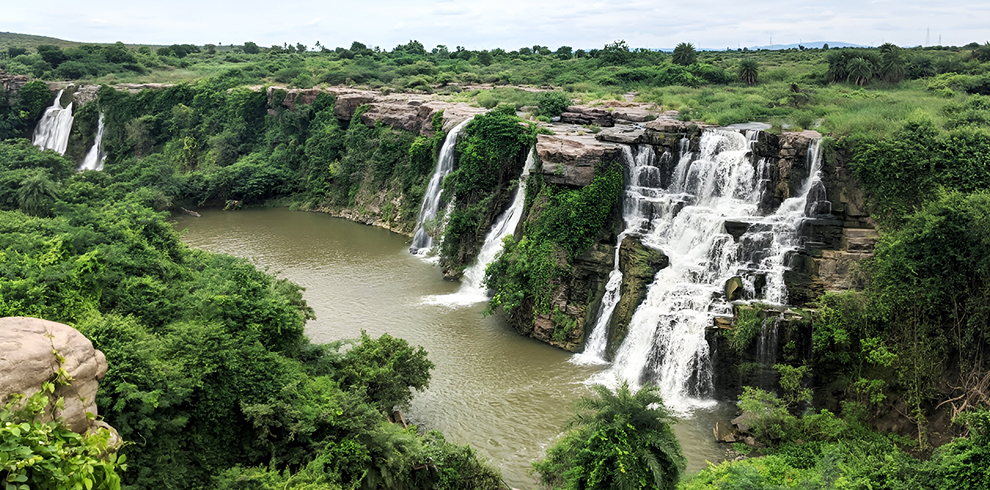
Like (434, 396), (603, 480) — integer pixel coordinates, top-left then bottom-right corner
(608, 237), (668, 356)
(559, 105), (614, 127)
(536, 134), (621, 187)
(595, 126), (649, 145)
(0, 317), (107, 434)
(0, 72), (31, 92)
(334, 92), (377, 120)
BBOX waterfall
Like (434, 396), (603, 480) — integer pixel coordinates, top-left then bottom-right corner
(410, 118), (473, 256)
(422, 147), (536, 306)
(32, 90), (74, 155)
(78, 112), (106, 172)
(594, 130), (824, 413)
(755, 317), (780, 390)
(572, 143), (672, 365)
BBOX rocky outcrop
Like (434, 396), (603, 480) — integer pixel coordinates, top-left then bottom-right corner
(607, 237), (668, 357)
(536, 134), (621, 187)
(0, 317), (108, 434)
(1, 72), (30, 92)
(559, 105), (615, 127)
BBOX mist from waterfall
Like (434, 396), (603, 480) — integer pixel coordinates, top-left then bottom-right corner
(78, 112), (106, 172)
(422, 147), (536, 306)
(410, 118), (472, 257)
(591, 130), (824, 413)
(32, 90), (74, 155)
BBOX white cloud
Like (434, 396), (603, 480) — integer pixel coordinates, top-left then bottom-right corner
(3, 0), (988, 49)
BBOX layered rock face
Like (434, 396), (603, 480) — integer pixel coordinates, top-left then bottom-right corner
(535, 134), (621, 187)
(0, 317), (108, 434)
(268, 86), (484, 137)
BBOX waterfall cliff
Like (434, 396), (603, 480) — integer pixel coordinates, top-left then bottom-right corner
(32, 90), (74, 155)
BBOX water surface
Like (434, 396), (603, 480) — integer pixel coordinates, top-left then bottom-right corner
(173, 207), (730, 488)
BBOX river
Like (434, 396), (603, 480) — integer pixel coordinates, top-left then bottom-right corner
(172, 207), (732, 488)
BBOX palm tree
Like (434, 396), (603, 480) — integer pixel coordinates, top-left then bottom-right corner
(846, 57), (874, 86)
(17, 171), (59, 217)
(878, 43), (906, 83)
(738, 58), (759, 85)
(672, 42), (697, 66)
(534, 382), (686, 490)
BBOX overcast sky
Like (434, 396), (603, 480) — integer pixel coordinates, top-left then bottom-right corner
(5, 0), (989, 51)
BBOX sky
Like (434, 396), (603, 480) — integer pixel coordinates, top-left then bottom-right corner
(4, 0), (989, 51)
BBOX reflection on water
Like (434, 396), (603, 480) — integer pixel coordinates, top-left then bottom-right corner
(173, 207), (730, 488)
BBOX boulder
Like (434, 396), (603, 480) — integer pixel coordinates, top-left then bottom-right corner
(536, 134), (621, 187)
(0, 317), (107, 434)
(595, 126), (649, 145)
(724, 276), (744, 301)
(559, 105), (614, 127)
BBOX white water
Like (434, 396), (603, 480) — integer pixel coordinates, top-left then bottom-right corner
(593, 130), (823, 413)
(32, 90), (74, 155)
(410, 118), (473, 256)
(423, 148), (536, 306)
(572, 142), (672, 365)
(78, 112), (106, 172)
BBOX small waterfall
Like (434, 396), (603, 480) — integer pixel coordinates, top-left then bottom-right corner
(410, 118), (473, 256)
(78, 112), (106, 172)
(573, 143), (670, 365)
(423, 147), (536, 306)
(595, 129), (824, 413)
(32, 90), (74, 155)
(755, 317), (780, 390)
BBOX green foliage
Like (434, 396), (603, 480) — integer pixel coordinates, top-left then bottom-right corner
(439, 109), (535, 270)
(485, 160), (622, 316)
(534, 383), (685, 490)
(337, 331), (435, 412)
(672, 43), (697, 66)
(737, 58), (759, 85)
(727, 305), (764, 354)
(1, 387), (124, 490)
(538, 91), (571, 118)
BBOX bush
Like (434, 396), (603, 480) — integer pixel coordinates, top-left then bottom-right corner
(537, 91), (571, 118)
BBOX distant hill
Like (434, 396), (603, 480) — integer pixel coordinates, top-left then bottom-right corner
(746, 41), (867, 50)
(0, 32), (82, 51)
(0, 32), (164, 52)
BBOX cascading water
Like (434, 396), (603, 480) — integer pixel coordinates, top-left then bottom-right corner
(410, 118), (473, 256)
(78, 112), (106, 172)
(754, 317), (780, 390)
(32, 90), (74, 155)
(423, 147), (536, 306)
(573, 142), (672, 365)
(595, 129), (824, 413)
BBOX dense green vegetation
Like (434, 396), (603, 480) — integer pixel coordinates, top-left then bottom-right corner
(484, 158), (623, 316)
(4, 32), (990, 490)
(0, 139), (503, 489)
(1, 387), (124, 490)
(534, 383), (685, 490)
(439, 105), (537, 271)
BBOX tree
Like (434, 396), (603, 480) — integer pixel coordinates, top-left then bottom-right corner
(738, 58), (759, 85)
(846, 57), (874, 86)
(538, 91), (571, 118)
(337, 331), (435, 412)
(7, 47), (27, 58)
(534, 382), (685, 490)
(879, 43), (906, 83)
(17, 170), (60, 216)
(672, 42), (697, 66)
(243, 41), (260, 54)
(555, 45), (573, 60)
(600, 40), (631, 65)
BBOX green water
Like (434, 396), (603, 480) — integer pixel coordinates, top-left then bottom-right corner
(173, 207), (730, 488)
